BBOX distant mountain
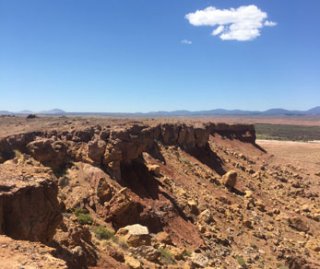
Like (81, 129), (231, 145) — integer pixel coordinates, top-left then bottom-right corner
(306, 106), (320, 115)
(133, 107), (320, 117)
(262, 108), (304, 116)
(0, 110), (13, 115)
(39, 109), (66, 115)
(1, 107), (320, 116)
(194, 109), (260, 116)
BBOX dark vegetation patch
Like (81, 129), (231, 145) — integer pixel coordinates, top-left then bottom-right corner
(255, 124), (320, 141)
(74, 208), (93, 225)
(93, 226), (114, 240)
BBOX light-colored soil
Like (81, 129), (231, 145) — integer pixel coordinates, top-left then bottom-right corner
(258, 139), (320, 173)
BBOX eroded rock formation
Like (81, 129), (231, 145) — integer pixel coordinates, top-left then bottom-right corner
(0, 119), (319, 269)
(0, 160), (61, 243)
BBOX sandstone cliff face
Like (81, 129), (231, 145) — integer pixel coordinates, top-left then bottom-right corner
(0, 161), (62, 243)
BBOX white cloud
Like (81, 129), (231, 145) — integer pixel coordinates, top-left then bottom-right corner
(185, 5), (277, 41)
(212, 25), (224, 36)
(264, 20), (277, 27)
(181, 39), (192, 45)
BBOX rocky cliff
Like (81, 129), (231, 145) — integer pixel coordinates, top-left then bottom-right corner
(0, 119), (319, 269)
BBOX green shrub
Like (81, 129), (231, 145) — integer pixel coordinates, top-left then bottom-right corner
(159, 248), (176, 264)
(94, 226), (114, 240)
(74, 208), (93, 225)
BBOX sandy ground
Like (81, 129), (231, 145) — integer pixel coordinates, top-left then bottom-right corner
(258, 139), (320, 173)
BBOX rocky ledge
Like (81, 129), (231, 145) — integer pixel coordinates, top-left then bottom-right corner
(0, 120), (318, 269)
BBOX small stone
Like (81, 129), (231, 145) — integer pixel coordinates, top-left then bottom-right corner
(198, 209), (213, 224)
(244, 190), (253, 199)
(288, 217), (309, 233)
(188, 199), (199, 215)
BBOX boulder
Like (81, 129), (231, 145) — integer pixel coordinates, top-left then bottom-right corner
(221, 170), (238, 188)
(104, 188), (141, 229)
(117, 224), (151, 247)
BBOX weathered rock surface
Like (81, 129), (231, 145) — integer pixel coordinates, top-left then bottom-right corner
(0, 119), (319, 269)
(221, 170), (238, 188)
(27, 138), (69, 170)
(0, 235), (67, 269)
(53, 217), (98, 268)
(117, 224), (151, 247)
(0, 161), (61, 243)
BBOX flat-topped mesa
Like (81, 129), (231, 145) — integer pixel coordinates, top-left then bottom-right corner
(0, 122), (256, 181)
(205, 123), (256, 144)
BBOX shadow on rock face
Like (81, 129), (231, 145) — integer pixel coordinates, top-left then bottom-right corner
(120, 158), (160, 200)
(186, 144), (226, 176)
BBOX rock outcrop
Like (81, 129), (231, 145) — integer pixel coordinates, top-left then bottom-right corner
(0, 118), (319, 269)
(206, 123), (256, 143)
(0, 161), (61, 243)
(27, 138), (69, 171)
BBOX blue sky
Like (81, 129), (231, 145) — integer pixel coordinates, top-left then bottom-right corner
(0, 0), (319, 112)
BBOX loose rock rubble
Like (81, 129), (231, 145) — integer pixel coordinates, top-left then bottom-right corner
(0, 118), (319, 269)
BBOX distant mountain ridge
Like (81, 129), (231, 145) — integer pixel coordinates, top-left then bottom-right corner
(1, 107), (320, 116)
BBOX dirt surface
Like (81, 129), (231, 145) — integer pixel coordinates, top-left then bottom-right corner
(258, 140), (320, 172)
(0, 235), (67, 269)
(0, 116), (319, 269)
